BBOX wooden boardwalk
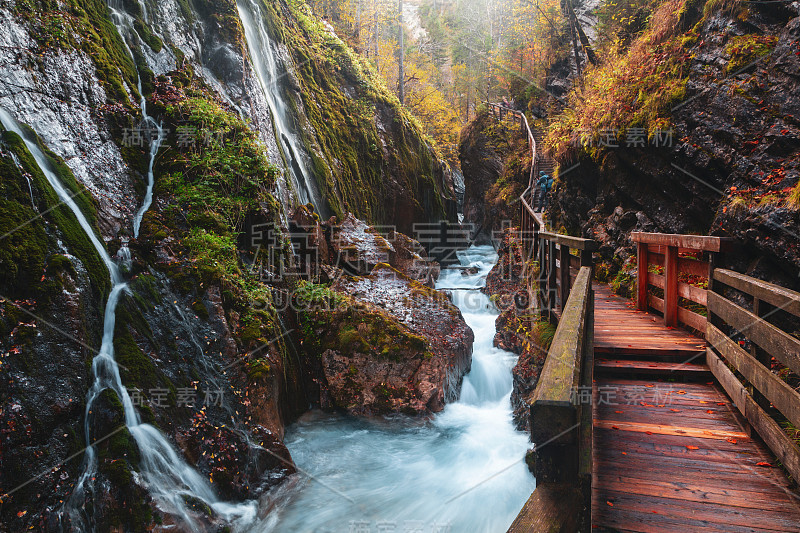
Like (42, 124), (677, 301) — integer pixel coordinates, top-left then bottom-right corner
(592, 283), (800, 532)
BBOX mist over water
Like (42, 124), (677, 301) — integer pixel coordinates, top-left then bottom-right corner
(255, 246), (535, 532)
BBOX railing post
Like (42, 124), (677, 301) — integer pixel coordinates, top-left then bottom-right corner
(538, 236), (546, 314)
(664, 245), (679, 327)
(580, 248), (593, 278)
(636, 242), (649, 311)
(547, 240), (557, 323)
(560, 244), (571, 312)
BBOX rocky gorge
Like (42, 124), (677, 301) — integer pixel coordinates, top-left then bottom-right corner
(457, 0), (800, 430)
(0, 0), (475, 529)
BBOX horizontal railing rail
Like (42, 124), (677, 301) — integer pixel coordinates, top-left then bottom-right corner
(526, 266), (594, 531)
(632, 232), (733, 333)
(487, 102), (541, 261)
(706, 269), (800, 483)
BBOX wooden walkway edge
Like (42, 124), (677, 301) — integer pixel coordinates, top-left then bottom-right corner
(592, 283), (800, 532)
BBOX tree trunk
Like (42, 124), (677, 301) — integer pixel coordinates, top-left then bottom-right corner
(355, 0), (362, 46)
(373, 0), (379, 70)
(398, 0), (405, 104)
(567, 0), (582, 79)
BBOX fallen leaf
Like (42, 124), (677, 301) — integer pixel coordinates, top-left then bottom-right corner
(706, 410), (714, 414)
(607, 501), (614, 506)
(756, 462), (773, 467)
(612, 425), (620, 430)
(621, 452), (627, 455)
(726, 438), (737, 444)
(645, 431), (653, 435)
(670, 408), (680, 412)
(686, 445), (699, 450)
(678, 390), (686, 394)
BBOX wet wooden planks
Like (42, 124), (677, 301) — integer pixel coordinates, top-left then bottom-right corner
(592, 282), (800, 532)
(593, 379), (800, 531)
(594, 284), (706, 356)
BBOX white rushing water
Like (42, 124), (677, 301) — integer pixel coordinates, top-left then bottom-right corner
(106, 0), (165, 238)
(237, 0), (326, 216)
(251, 246), (535, 532)
(1, 113), (533, 529)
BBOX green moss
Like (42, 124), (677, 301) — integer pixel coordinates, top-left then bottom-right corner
(133, 18), (163, 53)
(0, 128), (110, 300)
(245, 357), (271, 380)
(113, 294), (167, 394)
(258, 0), (448, 226)
(16, 0), (140, 105)
(191, 298), (209, 319)
(724, 34), (778, 74)
(302, 293), (430, 364)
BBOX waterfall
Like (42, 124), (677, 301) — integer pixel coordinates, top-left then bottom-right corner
(6, 150), (36, 207)
(236, 0), (326, 217)
(116, 239), (133, 272)
(106, 0), (166, 238)
(0, 108), (260, 530)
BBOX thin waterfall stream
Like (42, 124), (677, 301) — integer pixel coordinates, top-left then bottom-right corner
(106, 0), (165, 239)
(0, 108), (261, 529)
(237, 0), (326, 217)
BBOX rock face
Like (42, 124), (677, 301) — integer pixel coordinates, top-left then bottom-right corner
(552, 7), (800, 290)
(291, 210), (473, 415)
(459, 111), (532, 243)
(459, 112), (504, 243)
(0, 0), (462, 529)
(331, 265), (473, 413)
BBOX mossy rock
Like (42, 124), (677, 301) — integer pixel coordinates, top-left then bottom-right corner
(0, 128), (110, 300)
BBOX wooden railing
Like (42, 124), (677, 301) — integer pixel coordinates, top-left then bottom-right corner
(706, 269), (800, 482)
(632, 232), (732, 333)
(538, 232), (598, 324)
(519, 266), (594, 531)
(487, 103), (540, 260)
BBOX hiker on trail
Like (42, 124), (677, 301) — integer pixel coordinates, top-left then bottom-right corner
(535, 170), (553, 212)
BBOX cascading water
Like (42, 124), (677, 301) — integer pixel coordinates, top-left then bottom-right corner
(106, 0), (166, 238)
(249, 246), (535, 532)
(6, 150), (36, 207)
(0, 108), (260, 530)
(236, 0), (326, 217)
